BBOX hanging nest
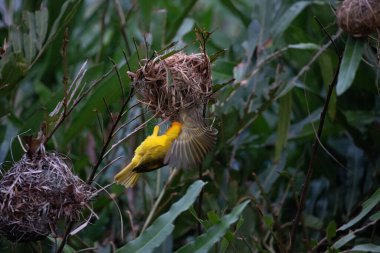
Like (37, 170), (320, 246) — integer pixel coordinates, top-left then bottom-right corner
(336, 0), (380, 37)
(0, 150), (94, 242)
(129, 52), (212, 120)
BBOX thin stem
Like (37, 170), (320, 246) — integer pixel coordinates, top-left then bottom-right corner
(45, 66), (114, 144)
(288, 19), (342, 253)
(62, 27), (69, 115)
(56, 74), (134, 253)
(141, 168), (178, 233)
(87, 86), (134, 185)
(114, 0), (132, 55)
(197, 166), (203, 235)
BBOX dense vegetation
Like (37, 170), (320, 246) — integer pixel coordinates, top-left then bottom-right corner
(1, 0), (379, 252)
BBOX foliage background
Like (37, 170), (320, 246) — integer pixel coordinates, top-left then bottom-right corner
(0, 0), (380, 252)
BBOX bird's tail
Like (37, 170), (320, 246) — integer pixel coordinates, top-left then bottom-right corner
(114, 162), (140, 188)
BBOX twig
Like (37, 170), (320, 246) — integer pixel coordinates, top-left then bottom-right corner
(144, 34), (149, 59)
(87, 87), (134, 185)
(133, 37), (140, 61)
(45, 64), (114, 144)
(62, 27), (69, 115)
(56, 70), (134, 253)
(110, 58), (126, 99)
(95, 1), (109, 63)
(104, 113), (157, 158)
(288, 18), (342, 253)
(103, 98), (114, 123)
(95, 109), (105, 144)
(197, 166), (203, 235)
(93, 155), (123, 181)
(114, 0), (132, 55)
(114, 109), (144, 137)
(283, 29), (343, 98)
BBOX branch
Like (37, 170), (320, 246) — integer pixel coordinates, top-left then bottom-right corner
(45, 63), (114, 144)
(87, 85), (134, 184)
(288, 19), (342, 252)
(56, 65), (134, 253)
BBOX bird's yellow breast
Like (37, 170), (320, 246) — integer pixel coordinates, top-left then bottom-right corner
(133, 122), (182, 165)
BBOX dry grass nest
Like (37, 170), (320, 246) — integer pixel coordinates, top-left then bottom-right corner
(336, 0), (380, 37)
(130, 52), (212, 120)
(0, 152), (95, 242)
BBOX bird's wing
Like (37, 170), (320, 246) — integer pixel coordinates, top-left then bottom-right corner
(164, 122), (217, 169)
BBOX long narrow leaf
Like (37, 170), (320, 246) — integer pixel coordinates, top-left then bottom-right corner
(338, 187), (380, 231)
(175, 200), (250, 253)
(115, 180), (206, 253)
(272, 1), (325, 39)
(336, 37), (365, 95)
(349, 244), (380, 252)
(274, 92), (292, 161)
(332, 232), (355, 250)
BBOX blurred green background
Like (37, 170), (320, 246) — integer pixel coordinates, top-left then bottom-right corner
(1, 0), (380, 252)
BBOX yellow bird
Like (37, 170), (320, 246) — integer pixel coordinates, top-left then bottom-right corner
(114, 122), (182, 188)
(114, 109), (218, 188)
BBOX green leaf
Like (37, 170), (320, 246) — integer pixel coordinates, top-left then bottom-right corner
(35, 6), (49, 49)
(332, 231), (356, 249)
(150, 8), (167, 50)
(115, 180), (206, 253)
(288, 43), (320, 50)
(219, 0), (250, 27)
(304, 214), (323, 230)
(10, 28), (23, 53)
(349, 244), (380, 252)
(189, 206), (210, 229)
(24, 11), (37, 62)
(212, 79), (234, 93)
(274, 92), (292, 161)
(263, 215), (274, 229)
(272, 1), (325, 39)
(23, 31), (36, 63)
(326, 221), (336, 243)
(175, 200), (250, 253)
(338, 187), (380, 231)
(336, 37), (365, 96)
(46, 0), (81, 43)
(207, 211), (221, 225)
(172, 18), (194, 42)
(166, 0), (198, 43)
(209, 49), (226, 63)
(369, 211), (380, 221)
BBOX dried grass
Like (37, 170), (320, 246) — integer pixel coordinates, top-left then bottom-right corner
(337, 0), (380, 37)
(0, 152), (94, 242)
(130, 52), (212, 120)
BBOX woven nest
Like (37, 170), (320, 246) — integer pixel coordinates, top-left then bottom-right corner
(130, 52), (212, 120)
(336, 0), (380, 37)
(0, 152), (94, 242)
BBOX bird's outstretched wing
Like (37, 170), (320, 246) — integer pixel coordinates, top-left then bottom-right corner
(164, 108), (217, 169)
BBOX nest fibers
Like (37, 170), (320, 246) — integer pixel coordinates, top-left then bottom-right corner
(130, 52), (212, 120)
(0, 152), (94, 242)
(336, 0), (380, 37)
